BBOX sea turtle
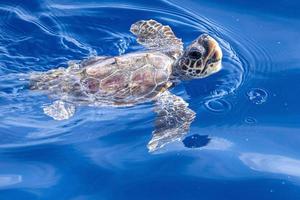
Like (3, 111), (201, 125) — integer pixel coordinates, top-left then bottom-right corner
(30, 19), (222, 152)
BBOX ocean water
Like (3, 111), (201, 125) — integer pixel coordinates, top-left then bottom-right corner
(0, 0), (300, 199)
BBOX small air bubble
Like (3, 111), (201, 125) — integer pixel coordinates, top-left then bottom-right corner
(247, 88), (268, 104)
(204, 98), (231, 113)
(245, 117), (257, 124)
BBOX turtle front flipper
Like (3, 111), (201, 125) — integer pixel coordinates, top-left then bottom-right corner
(130, 19), (183, 59)
(43, 100), (76, 120)
(29, 68), (66, 90)
(148, 91), (196, 152)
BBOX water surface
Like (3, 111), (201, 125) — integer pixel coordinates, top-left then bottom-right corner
(0, 0), (300, 199)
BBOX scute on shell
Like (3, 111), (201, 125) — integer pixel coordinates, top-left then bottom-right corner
(100, 71), (130, 93)
(31, 52), (174, 105)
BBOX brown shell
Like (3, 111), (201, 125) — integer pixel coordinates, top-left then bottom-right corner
(80, 52), (174, 105)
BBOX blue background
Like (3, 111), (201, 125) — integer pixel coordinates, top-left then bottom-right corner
(0, 0), (300, 199)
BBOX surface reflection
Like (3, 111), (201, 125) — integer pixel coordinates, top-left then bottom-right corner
(240, 153), (300, 177)
(0, 175), (22, 187)
(0, 162), (59, 189)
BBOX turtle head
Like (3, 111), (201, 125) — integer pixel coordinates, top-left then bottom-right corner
(174, 34), (222, 79)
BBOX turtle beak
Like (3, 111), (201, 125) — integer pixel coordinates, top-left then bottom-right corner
(198, 34), (221, 61)
(196, 34), (223, 77)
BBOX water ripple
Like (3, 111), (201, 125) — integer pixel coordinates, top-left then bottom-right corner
(0, 0), (274, 149)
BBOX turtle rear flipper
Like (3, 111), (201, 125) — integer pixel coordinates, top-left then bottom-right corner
(130, 19), (183, 59)
(148, 91), (196, 152)
(29, 68), (66, 90)
(43, 100), (75, 120)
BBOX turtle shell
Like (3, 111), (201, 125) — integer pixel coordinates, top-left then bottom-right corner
(79, 52), (174, 105)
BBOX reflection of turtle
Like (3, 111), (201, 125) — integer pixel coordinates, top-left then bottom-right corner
(30, 19), (222, 152)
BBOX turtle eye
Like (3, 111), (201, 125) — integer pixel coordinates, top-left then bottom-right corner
(188, 51), (202, 59)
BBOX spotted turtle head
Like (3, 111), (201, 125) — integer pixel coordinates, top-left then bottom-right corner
(174, 34), (222, 79)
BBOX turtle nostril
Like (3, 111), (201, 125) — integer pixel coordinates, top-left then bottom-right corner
(211, 49), (222, 62)
(211, 52), (217, 60)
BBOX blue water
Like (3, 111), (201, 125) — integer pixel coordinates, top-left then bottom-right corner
(0, 0), (300, 199)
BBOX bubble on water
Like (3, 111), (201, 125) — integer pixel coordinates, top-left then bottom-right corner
(204, 98), (232, 113)
(210, 89), (228, 98)
(247, 88), (268, 104)
(244, 117), (257, 124)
